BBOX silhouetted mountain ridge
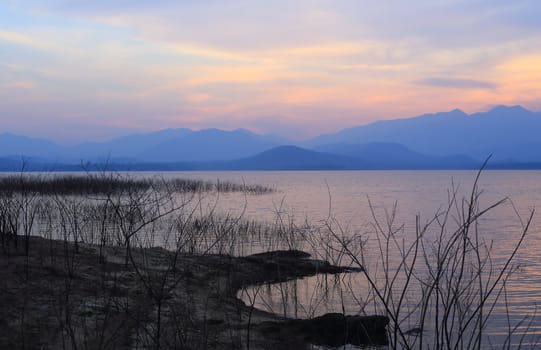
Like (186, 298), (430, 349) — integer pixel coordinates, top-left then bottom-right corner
(307, 105), (541, 162)
(0, 133), (64, 159)
(222, 145), (364, 170)
(1, 105), (540, 169)
(67, 128), (193, 160)
(138, 128), (278, 162)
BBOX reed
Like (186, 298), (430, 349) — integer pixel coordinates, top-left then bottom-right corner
(0, 173), (274, 196)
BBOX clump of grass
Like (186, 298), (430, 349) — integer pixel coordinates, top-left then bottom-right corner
(166, 178), (273, 194)
(0, 174), (150, 195)
(0, 174), (274, 195)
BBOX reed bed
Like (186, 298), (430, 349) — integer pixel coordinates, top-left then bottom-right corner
(0, 173), (274, 195)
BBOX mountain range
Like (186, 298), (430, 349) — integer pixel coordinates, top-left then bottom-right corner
(1, 105), (540, 170)
(308, 105), (541, 162)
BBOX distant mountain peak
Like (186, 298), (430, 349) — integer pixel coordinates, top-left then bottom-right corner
(472, 105), (532, 120)
(439, 108), (468, 118)
(261, 145), (304, 153)
(488, 105), (528, 113)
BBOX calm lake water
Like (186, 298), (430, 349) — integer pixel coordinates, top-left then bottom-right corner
(6, 170), (539, 348)
(158, 170), (541, 348)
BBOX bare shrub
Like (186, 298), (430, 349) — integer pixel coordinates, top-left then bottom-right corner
(321, 167), (535, 349)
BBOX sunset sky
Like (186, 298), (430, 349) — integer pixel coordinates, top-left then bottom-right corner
(1, 1), (541, 143)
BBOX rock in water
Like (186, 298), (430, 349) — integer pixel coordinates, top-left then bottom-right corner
(294, 313), (389, 346)
(260, 313), (389, 347)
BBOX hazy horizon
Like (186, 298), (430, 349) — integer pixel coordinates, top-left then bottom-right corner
(2, 1), (541, 143)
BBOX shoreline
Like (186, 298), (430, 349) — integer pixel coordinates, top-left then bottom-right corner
(1, 236), (388, 349)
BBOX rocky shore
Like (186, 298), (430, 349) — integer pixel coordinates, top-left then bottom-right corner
(0, 236), (388, 349)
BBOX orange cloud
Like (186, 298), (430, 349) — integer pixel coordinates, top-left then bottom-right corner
(496, 54), (541, 100)
(187, 65), (292, 85)
(499, 55), (541, 77)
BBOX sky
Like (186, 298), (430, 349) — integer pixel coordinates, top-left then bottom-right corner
(1, 1), (541, 144)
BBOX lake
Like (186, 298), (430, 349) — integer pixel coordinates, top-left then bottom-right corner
(3, 169), (539, 348)
(157, 170), (541, 348)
